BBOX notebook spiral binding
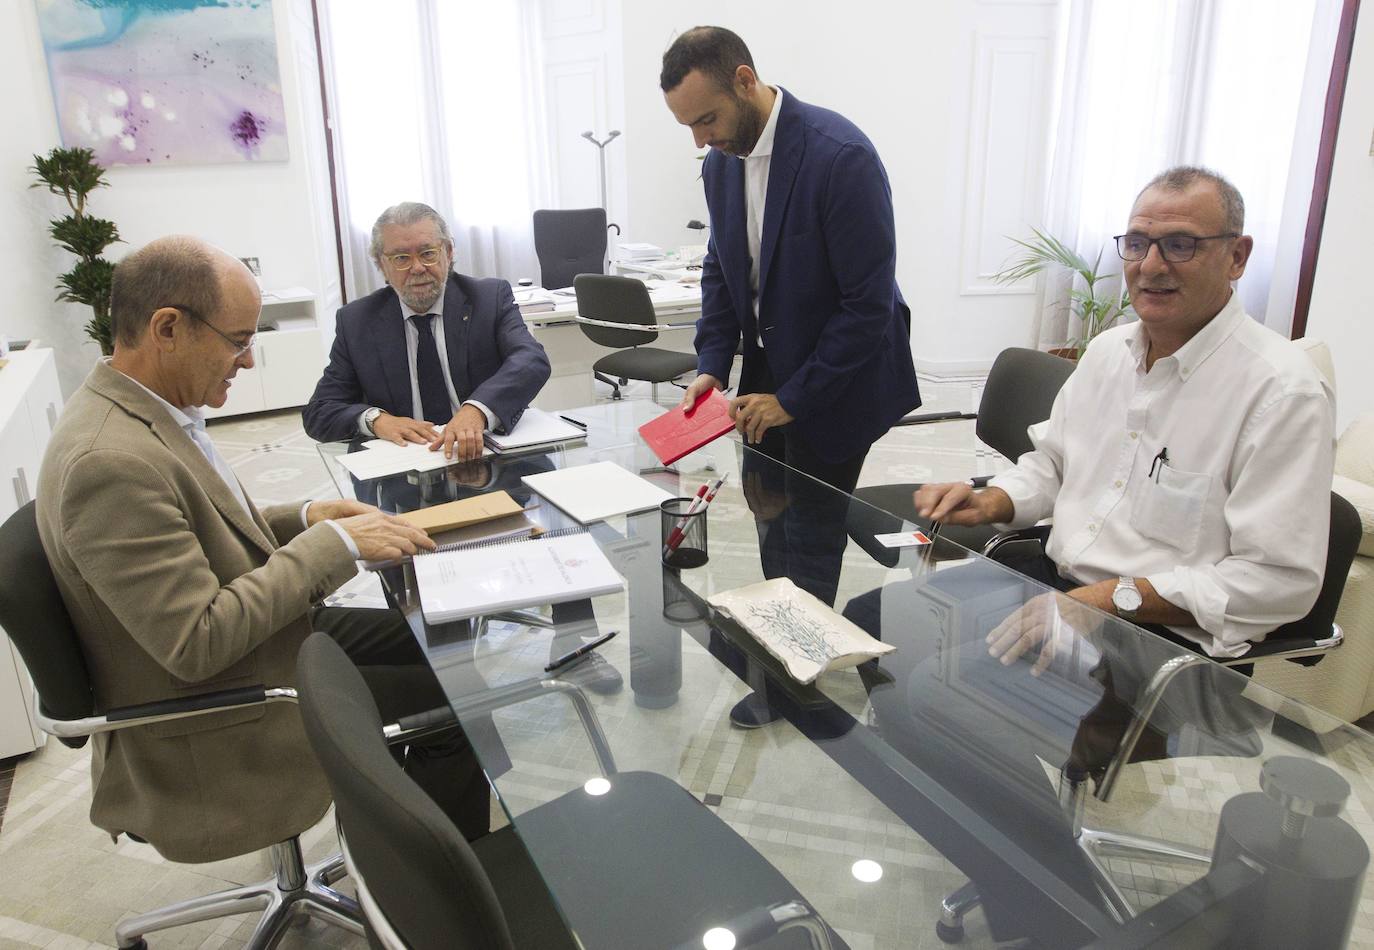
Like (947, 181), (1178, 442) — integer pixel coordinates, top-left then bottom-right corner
(418, 525), (587, 557)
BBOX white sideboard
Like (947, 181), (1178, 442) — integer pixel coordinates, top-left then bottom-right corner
(204, 289), (326, 420)
(0, 348), (62, 758)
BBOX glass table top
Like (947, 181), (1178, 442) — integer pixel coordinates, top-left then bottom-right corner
(318, 402), (1374, 949)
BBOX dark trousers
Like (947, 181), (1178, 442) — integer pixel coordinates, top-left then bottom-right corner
(739, 359), (868, 607)
(313, 606), (490, 840)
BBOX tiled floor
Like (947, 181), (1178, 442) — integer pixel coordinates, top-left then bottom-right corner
(4, 377), (1374, 948)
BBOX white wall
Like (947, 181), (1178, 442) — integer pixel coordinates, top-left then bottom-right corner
(1306, 7), (1374, 433)
(620, 1), (1060, 375)
(0, 0), (335, 397)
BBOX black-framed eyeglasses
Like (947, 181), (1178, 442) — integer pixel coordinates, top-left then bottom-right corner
(1114, 232), (1238, 264)
(169, 304), (255, 357)
(381, 247), (445, 271)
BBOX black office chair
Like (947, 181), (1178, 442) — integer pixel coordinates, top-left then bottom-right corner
(532, 208), (607, 290)
(296, 632), (840, 949)
(934, 491), (1362, 941)
(0, 502), (362, 949)
(573, 273), (698, 401)
(847, 347), (1076, 567)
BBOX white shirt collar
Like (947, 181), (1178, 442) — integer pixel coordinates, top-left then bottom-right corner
(396, 274), (449, 320)
(741, 86), (783, 161)
(1125, 290), (1246, 380)
(107, 358), (203, 432)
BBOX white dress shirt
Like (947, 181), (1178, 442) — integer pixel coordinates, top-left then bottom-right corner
(356, 279), (496, 434)
(990, 293), (1335, 657)
(117, 363), (359, 557)
(743, 86), (783, 345)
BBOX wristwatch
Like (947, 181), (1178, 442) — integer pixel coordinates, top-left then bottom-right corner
(361, 407), (384, 436)
(1112, 576), (1143, 620)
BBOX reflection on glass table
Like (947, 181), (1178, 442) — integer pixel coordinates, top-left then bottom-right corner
(318, 401), (1374, 950)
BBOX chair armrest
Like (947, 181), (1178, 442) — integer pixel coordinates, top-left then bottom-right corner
(670, 899), (834, 950)
(893, 410), (978, 427)
(381, 676), (617, 776)
(982, 524), (1053, 559)
(35, 685), (297, 739)
(1221, 624), (1343, 666)
(574, 315), (681, 333)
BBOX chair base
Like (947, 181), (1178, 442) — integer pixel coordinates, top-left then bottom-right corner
(115, 838), (362, 950)
(934, 828), (1213, 941)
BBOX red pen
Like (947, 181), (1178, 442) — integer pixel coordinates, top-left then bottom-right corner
(662, 483), (709, 557)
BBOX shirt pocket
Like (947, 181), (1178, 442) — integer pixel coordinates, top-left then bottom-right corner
(1129, 466), (1213, 553)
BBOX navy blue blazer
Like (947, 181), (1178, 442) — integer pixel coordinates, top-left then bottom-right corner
(302, 273), (551, 443)
(696, 89), (920, 463)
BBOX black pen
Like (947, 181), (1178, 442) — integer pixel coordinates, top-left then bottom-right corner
(559, 414), (588, 430)
(545, 630), (618, 672)
(1149, 447), (1170, 481)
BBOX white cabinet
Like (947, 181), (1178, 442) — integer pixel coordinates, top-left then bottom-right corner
(204, 290), (326, 419)
(0, 348), (62, 757)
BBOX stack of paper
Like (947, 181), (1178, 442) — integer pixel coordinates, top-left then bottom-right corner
(484, 408), (586, 455)
(335, 431), (492, 480)
(521, 461), (671, 524)
(513, 288), (555, 314)
(397, 491), (523, 534)
(617, 242), (665, 261)
(414, 531), (624, 623)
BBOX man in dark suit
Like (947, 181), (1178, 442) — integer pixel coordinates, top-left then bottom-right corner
(662, 27), (920, 725)
(303, 202), (551, 461)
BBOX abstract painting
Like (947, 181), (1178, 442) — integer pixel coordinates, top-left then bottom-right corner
(34, 0), (289, 166)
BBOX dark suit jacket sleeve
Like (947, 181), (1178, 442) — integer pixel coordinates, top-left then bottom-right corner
(301, 313), (371, 442)
(466, 282), (551, 433)
(694, 226), (741, 385)
(774, 143), (902, 421)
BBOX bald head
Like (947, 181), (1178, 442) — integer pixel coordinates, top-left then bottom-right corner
(110, 236), (256, 349)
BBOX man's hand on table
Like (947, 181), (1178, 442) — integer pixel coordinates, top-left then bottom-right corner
(914, 482), (1014, 526)
(372, 413), (438, 446)
(335, 511), (436, 562)
(430, 404), (487, 461)
(985, 588), (1104, 677)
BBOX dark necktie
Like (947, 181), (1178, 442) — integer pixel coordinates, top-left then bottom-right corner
(410, 313), (451, 424)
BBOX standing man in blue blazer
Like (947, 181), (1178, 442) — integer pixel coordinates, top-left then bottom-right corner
(663, 27), (920, 726)
(302, 202), (551, 459)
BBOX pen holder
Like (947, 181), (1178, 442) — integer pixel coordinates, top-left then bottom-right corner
(660, 497), (708, 568)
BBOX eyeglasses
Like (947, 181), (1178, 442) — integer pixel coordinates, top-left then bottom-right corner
(381, 247), (445, 271)
(170, 304), (255, 357)
(1114, 232), (1238, 264)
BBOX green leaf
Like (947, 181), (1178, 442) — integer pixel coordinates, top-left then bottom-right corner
(49, 214), (120, 259)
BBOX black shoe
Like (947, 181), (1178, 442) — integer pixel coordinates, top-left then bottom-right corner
(729, 692), (781, 729)
(575, 652), (623, 695)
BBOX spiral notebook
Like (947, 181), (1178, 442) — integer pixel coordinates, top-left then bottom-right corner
(413, 528), (624, 623)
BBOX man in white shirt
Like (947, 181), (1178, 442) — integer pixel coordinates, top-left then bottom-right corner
(37, 236), (493, 860)
(917, 166), (1334, 660)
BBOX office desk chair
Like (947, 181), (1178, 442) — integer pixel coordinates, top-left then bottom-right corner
(574, 274), (698, 401)
(0, 502), (362, 950)
(933, 491), (1361, 942)
(847, 347), (1075, 568)
(297, 632), (838, 949)
(532, 208), (607, 290)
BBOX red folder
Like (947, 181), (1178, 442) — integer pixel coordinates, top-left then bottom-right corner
(638, 389), (735, 465)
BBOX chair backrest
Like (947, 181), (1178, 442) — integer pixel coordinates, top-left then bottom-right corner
(1266, 491), (1362, 657)
(296, 633), (515, 950)
(573, 274), (660, 349)
(532, 208), (607, 291)
(976, 348), (1077, 462)
(0, 502), (94, 748)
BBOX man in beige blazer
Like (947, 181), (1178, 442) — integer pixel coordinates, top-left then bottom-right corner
(36, 236), (487, 864)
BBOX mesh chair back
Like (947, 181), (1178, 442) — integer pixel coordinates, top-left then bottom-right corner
(573, 274), (660, 349)
(1265, 492), (1362, 662)
(976, 348), (1076, 462)
(296, 633), (514, 950)
(0, 502), (94, 748)
(532, 208), (607, 290)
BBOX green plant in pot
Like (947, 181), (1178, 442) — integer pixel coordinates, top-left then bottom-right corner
(994, 228), (1130, 359)
(30, 147), (122, 356)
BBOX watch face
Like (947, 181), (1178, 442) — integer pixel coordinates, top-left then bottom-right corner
(1113, 585), (1143, 614)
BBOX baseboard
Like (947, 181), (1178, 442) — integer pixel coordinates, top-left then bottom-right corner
(914, 357), (994, 380)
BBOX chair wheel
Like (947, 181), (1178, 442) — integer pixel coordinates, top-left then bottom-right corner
(935, 920), (965, 944)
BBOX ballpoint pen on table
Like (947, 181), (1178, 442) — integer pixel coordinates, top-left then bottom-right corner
(559, 414), (588, 429)
(545, 630), (618, 672)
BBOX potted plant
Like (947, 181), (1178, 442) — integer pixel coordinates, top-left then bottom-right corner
(994, 228), (1130, 360)
(30, 147), (122, 356)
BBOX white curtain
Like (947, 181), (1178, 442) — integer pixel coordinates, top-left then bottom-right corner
(1032, 0), (1342, 347)
(319, 0), (551, 301)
